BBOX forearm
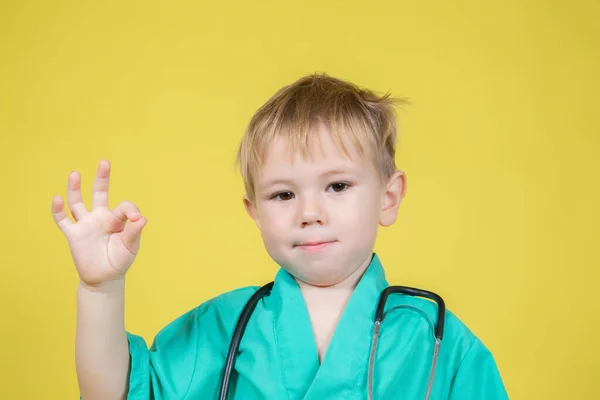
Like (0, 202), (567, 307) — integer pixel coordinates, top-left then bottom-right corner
(76, 278), (129, 400)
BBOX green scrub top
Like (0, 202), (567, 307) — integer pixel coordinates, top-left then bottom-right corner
(122, 253), (508, 399)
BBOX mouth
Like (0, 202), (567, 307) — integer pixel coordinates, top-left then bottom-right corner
(294, 240), (337, 252)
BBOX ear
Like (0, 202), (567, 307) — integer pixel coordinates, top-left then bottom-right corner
(243, 194), (261, 229)
(379, 170), (407, 227)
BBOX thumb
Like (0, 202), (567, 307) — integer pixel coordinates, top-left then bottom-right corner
(121, 216), (147, 254)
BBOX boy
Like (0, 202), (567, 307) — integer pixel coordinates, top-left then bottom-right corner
(52, 73), (508, 399)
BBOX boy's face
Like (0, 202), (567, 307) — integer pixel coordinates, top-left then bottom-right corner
(244, 127), (406, 287)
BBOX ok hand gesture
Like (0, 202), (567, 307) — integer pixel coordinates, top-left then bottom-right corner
(51, 160), (147, 288)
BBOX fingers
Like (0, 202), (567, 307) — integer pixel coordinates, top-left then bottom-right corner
(111, 200), (146, 252)
(51, 195), (73, 233)
(121, 216), (147, 253)
(67, 171), (88, 221)
(92, 160), (111, 209)
(112, 200), (141, 223)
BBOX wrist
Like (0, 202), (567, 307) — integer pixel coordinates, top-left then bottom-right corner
(78, 277), (126, 295)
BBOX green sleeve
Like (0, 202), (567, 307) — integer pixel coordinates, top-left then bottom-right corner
(125, 307), (202, 399)
(448, 338), (509, 399)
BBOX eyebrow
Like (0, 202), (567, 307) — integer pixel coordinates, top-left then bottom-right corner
(259, 168), (358, 191)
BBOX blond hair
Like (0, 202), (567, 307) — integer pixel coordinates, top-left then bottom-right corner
(235, 73), (410, 203)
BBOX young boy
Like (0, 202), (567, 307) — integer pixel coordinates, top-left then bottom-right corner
(52, 74), (508, 399)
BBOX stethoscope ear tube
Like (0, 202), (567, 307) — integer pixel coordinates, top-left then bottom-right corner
(370, 286), (446, 400)
(219, 281), (274, 400)
(375, 286), (446, 340)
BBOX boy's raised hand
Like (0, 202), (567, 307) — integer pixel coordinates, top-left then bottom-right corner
(52, 160), (147, 289)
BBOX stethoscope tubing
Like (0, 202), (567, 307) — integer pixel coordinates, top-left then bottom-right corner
(219, 283), (445, 400)
(219, 281), (274, 400)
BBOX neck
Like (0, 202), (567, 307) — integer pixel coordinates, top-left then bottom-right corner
(294, 254), (373, 363)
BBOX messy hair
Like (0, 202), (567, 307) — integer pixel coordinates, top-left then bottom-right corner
(235, 72), (410, 203)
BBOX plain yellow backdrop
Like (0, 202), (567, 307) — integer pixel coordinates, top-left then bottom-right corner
(1, 0), (598, 398)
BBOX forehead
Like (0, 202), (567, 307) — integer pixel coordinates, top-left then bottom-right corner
(258, 129), (374, 179)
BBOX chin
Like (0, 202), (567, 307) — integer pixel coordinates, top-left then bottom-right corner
(302, 276), (344, 287)
(269, 246), (357, 285)
(289, 263), (350, 287)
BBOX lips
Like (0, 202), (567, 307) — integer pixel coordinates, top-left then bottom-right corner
(294, 240), (337, 252)
(295, 240), (335, 247)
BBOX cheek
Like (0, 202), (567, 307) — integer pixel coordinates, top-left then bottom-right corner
(258, 206), (291, 239)
(336, 191), (380, 225)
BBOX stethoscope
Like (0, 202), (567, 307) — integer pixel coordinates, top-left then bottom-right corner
(218, 282), (445, 400)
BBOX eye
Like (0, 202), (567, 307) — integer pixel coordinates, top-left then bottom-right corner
(272, 191), (295, 201)
(328, 182), (350, 193)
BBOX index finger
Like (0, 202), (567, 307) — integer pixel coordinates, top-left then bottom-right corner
(92, 160), (111, 209)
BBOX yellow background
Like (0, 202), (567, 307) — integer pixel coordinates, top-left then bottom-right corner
(1, 0), (598, 398)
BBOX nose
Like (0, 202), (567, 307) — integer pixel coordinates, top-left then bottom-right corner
(299, 194), (327, 227)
